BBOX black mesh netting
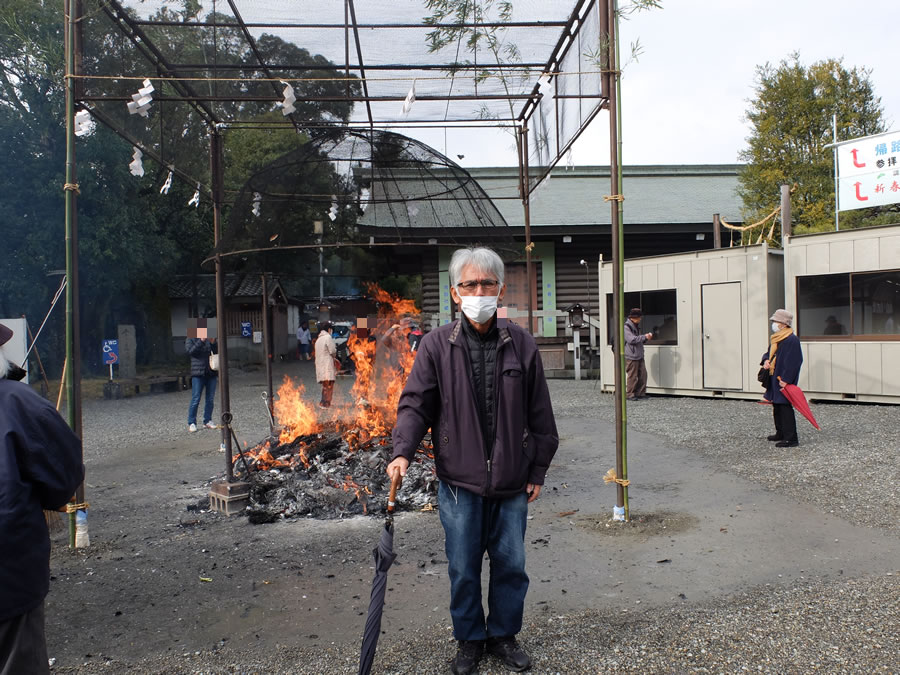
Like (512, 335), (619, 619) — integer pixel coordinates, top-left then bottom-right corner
(218, 128), (512, 257)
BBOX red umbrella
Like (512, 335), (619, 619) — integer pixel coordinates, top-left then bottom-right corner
(777, 377), (821, 430)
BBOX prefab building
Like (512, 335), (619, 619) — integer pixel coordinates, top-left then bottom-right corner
(597, 243), (785, 399)
(786, 223), (900, 403)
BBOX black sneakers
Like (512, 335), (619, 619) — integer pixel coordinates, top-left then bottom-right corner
(767, 434), (783, 441)
(450, 640), (484, 675)
(775, 440), (799, 448)
(486, 636), (532, 671)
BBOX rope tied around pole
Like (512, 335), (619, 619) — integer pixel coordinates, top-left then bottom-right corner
(603, 194), (624, 202)
(65, 502), (90, 513)
(63, 182), (81, 194)
(524, 242), (535, 252)
(603, 468), (630, 487)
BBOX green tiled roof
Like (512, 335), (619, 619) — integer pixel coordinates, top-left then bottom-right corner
(470, 165), (744, 226)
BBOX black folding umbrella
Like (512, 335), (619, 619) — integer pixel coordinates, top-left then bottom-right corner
(358, 473), (402, 675)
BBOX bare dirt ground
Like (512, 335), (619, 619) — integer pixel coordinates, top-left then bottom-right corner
(44, 364), (899, 673)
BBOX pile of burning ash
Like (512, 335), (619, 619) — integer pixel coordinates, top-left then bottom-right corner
(233, 426), (436, 524)
(231, 283), (437, 523)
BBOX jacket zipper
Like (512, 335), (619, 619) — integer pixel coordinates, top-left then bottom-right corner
(479, 334), (494, 489)
(454, 327), (489, 489)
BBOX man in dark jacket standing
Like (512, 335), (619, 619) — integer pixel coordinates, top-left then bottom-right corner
(624, 307), (653, 400)
(389, 247), (558, 674)
(185, 320), (219, 433)
(0, 323), (84, 674)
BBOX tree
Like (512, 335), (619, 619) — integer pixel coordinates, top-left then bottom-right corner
(738, 53), (890, 236)
(0, 0), (359, 374)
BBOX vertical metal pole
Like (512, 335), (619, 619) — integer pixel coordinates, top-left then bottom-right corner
(608, 0), (628, 519)
(713, 213), (721, 249)
(261, 272), (273, 418)
(521, 126), (535, 335)
(210, 129), (233, 479)
(64, 0), (84, 547)
(832, 113), (840, 231)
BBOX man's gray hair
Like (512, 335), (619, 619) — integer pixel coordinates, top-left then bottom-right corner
(449, 247), (505, 287)
(0, 346), (9, 379)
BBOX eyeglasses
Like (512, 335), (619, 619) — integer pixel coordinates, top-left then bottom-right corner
(456, 279), (500, 292)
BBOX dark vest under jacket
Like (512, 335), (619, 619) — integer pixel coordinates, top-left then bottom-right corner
(461, 316), (500, 454)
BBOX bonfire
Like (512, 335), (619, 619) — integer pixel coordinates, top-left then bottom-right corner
(232, 285), (437, 523)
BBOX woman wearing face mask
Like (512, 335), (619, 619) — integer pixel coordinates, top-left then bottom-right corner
(760, 309), (803, 447)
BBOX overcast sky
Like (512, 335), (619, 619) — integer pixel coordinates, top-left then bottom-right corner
(429, 0), (899, 168)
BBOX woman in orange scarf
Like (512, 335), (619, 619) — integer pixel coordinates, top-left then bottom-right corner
(760, 309), (803, 447)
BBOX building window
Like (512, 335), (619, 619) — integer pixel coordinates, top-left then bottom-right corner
(797, 270), (900, 338)
(796, 274), (851, 337)
(606, 289), (678, 345)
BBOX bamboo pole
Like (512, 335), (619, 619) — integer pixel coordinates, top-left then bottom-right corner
(607, 0), (628, 520)
(64, 0), (85, 546)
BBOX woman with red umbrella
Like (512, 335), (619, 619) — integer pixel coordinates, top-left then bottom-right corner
(760, 309), (803, 447)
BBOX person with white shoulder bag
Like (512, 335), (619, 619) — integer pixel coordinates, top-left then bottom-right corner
(185, 318), (219, 433)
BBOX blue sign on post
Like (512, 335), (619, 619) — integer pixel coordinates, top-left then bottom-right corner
(103, 339), (119, 381)
(102, 339), (119, 365)
(241, 322), (252, 337)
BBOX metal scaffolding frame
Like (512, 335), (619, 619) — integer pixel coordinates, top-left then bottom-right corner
(64, 0), (629, 515)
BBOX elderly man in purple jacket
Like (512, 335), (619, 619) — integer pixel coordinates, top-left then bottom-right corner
(388, 247), (559, 674)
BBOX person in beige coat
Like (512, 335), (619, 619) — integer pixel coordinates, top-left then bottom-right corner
(315, 322), (337, 407)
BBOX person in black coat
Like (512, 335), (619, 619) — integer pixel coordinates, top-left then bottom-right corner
(185, 324), (219, 433)
(0, 323), (84, 674)
(761, 309), (803, 447)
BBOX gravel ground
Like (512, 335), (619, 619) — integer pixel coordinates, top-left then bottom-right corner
(547, 381), (900, 534)
(56, 573), (898, 674)
(65, 369), (898, 674)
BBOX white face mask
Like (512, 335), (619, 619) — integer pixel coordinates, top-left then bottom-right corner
(771, 322), (781, 333)
(459, 294), (499, 324)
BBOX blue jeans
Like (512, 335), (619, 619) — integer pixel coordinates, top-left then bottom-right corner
(438, 481), (529, 641)
(188, 375), (217, 426)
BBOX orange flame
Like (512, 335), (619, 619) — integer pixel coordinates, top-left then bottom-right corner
(347, 283), (421, 439)
(239, 284), (420, 471)
(274, 375), (320, 443)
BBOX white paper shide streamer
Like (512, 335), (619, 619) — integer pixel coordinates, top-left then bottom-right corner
(359, 187), (370, 213)
(252, 192), (262, 217)
(129, 148), (144, 177)
(127, 79), (154, 117)
(187, 183), (201, 207)
(328, 196), (339, 221)
(160, 170), (173, 194)
(401, 80), (416, 115)
(279, 81), (296, 116)
(74, 110), (94, 137)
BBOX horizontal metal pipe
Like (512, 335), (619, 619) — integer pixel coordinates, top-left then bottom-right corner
(132, 20), (568, 29)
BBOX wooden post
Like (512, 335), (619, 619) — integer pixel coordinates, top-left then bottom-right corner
(713, 213), (721, 249)
(261, 272), (273, 420)
(780, 185), (792, 239)
(210, 130), (233, 476)
(781, 184), (793, 319)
